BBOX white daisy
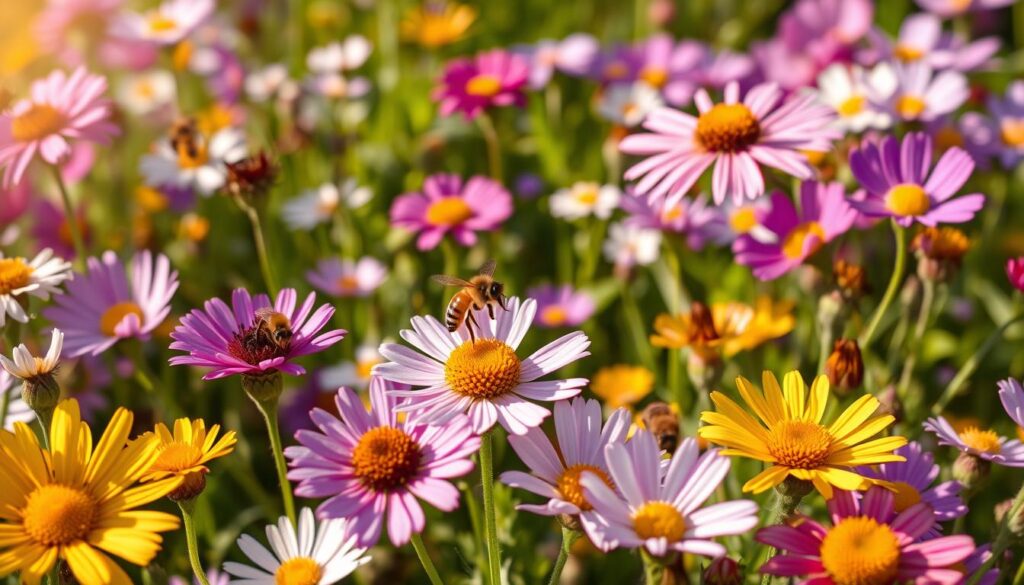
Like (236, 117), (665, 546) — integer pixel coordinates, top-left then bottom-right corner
(281, 179), (373, 231)
(306, 36), (372, 74)
(886, 61), (968, 123)
(0, 367), (34, 430)
(550, 182), (621, 220)
(117, 70), (177, 116)
(0, 329), (64, 381)
(139, 127), (248, 196)
(817, 63), (894, 134)
(246, 64), (292, 103)
(319, 344), (384, 391)
(0, 248), (72, 327)
(223, 508), (370, 585)
(115, 0), (214, 46)
(596, 82), (664, 128)
(602, 222), (662, 269)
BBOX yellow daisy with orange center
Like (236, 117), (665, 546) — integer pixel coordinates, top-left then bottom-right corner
(142, 417), (237, 500)
(650, 297), (795, 359)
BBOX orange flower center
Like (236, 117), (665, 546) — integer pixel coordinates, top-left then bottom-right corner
(337, 274), (360, 293)
(837, 95), (866, 117)
(639, 67), (668, 89)
(99, 302), (145, 337)
(556, 464), (613, 511)
(0, 258), (32, 295)
(782, 221), (827, 260)
(890, 481), (923, 513)
(22, 484), (95, 546)
(958, 427), (1001, 454)
(895, 95), (926, 119)
(151, 441), (204, 475)
(885, 184), (931, 217)
(695, 103), (761, 153)
(12, 103), (65, 142)
(539, 306), (568, 327)
(820, 516), (901, 585)
(632, 501), (686, 541)
(894, 44), (924, 62)
(1001, 119), (1024, 147)
(729, 208), (758, 234)
(274, 557), (323, 585)
(425, 197), (474, 227)
(767, 420), (833, 469)
(465, 74), (502, 98)
(351, 426), (422, 491)
(444, 339), (521, 399)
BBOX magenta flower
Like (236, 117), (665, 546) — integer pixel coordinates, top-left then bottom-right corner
(500, 398), (629, 517)
(306, 257), (387, 298)
(527, 284), (596, 328)
(390, 173), (512, 251)
(620, 81), (838, 207)
(734, 182), (858, 280)
(374, 297), (590, 435)
(758, 487), (975, 584)
(621, 190), (726, 250)
(435, 49), (528, 119)
(285, 380), (480, 546)
(580, 431), (759, 558)
(169, 288), (344, 380)
(924, 416), (1024, 467)
(0, 67), (118, 187)
(849, 132), (984, 227)
(44, 251), (177, 357)
(1007, 257), (1024, 292)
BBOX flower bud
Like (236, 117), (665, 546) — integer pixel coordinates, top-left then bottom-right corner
(242, 370), (284, 404)
(21, 373), (62, 414)
(816, 290), (846, 342)
(703, 557), (742, 585)
(825, 339), (863, 394)
(913, 227), (969, 283)
(952, 452), (991, 492)
(1007, 257), (1024, 292)
(167, 471), (208, 502)
(833, 259), (869, 300)
(899, 275), (922, 312)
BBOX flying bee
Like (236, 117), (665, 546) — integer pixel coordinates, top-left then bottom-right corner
(641, 401), (679, 454)
(253, 308), (293, 352)
(432, 259), (507, 344)
(168, 117), (201, 159)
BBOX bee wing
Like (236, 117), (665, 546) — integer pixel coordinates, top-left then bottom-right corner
(478, 259), (497, 276)
(431, 275), (473, 287)
(254, 307), (276, 319)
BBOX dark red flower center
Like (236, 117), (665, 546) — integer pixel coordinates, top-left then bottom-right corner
(227, 323), (287, 365)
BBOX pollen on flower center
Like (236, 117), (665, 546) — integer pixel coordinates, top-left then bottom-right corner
(274, 557), (323, 585)
(337, 274), (360, 292)
(782, 221), (827, 260)
(445, 339), (522, 399)
(539, 306), (568, 326)
(22, 484), (96, 546)
(767, 420), (833, 469)
(557, 464), (613, 511)
(1001, 119), (1024, 147)
(151, 441), (204, 474)
(147, 13), (179, 33)
(425, 197), (474, 227)
(574, 185), (599, 205)
(819, 516), (900, 585)
(632, 501), (686, 541)
(958, 427), (1001, 454)
(227, 322), (288, 366)
(99, 302), (145, 337)
(639, 67), (668, 89)
(694, 103), (761, 153)
(896, 95), (926, 119)
(465, 74), (502, 97)
(885, 184), (931, 217)
(12, 103), (65, 142)
(0, 257), (32, 295)
(352, 426), (422, 491)
(890, 481), (923, 513)
(729, 208), (758, 233)
(837, 95), (866, 117)
(894, 44), (924, 62)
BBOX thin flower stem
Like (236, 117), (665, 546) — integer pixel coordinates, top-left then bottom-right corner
(410, 532), (444, 585)
(858, 220), (906, 349)
(479, 431), (503, 585)
(50, 165), (87, 267)
(640, 550), (663, 585)
(547, 526), (580, 585)
(36, 408), (54, 450)
(933, 313), (1024, 416)
(896, 278), (935, 401)
(966, 482), (1024, 585)
(0, 385), (9, 428)
(178, 499), (212, 585)
(234, 194), (279, 296)
(477, 113), (503, 182)
(1013, 556), (1024, 585)
(252, 397), (297, 526)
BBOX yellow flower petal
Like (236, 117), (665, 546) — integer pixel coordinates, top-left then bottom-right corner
(742, 465), (791, 493)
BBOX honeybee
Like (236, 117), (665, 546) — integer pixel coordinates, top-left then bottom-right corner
(168, 117), (201, 159)
(432, 259), (507, 343)
(641, 401), (679, 454)
(253, 308), (293, 352)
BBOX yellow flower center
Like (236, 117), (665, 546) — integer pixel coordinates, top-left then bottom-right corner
(445, 339), (521, 400)
(632, 501), (686, 541)
(958, 427), (1001, 454)
(22, 484), (95, 546)
(837, 95), (866, 117)
(1001, 119), (1024, 147)
(695, 103), (761, 153)
(0, 257), (32, 295)
(767, 420), (833, 469)
(148, 13), (179, 33)
(890, 481), (922, 513)
(539, 306), (568, 327)
(951, 0), (973, 11)
(99, 302), (145, 337)
(820, 516), (901, 585)
(351, 426), (422, 491)
(729, 208), (758, 234)
(557, 464), (613, 511)
(896, 95), (926, 119)
(885, 184), (931, 217)
(661, 204), (684, 222)
(465, 74), (502, 98)
(12, 103), (65, 142)
(425, 197), (474, 227)
(894, 44), (924, 62)
(274, 557), (323, 585)
(782, 221), (827, 260)
(639, 67), (668, 89)
(151, 441), (204, 475)
(574, 185), (599, 205)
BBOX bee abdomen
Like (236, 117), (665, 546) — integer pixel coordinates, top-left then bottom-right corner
(445, 293), (467, 331)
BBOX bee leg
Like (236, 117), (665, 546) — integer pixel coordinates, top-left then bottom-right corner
(487, 304), (495, 320)
(466, 310), (480, 344)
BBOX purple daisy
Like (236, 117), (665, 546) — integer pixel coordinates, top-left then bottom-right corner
(923, 416), (1024, 467)
(579, 430), (759, 558)
(527, 284), (596, 328)
(44, 250), (177, 357)
(169, 288), (344, 380)
(435, 49), (528, 119)
(877, 13), (999, 73)
(960, 81), (1024, 169)
(306, 257), (388, 298)
(620, 81), (839, 207)
(389, 173), (513, 251)
(849, 132), (985, 227)
(285, 379), (480, 547)
(733, 182), (858, 280)
(621, 190), (726, 250)
(499, 398), (630, 517)
(374, 297), (590, 436)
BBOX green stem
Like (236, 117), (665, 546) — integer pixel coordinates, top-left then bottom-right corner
(896, 278), (935, 401)
(1013, 556), (1024, 585)
(252, 397), (297, 525)
(858, 220), (906, 349)
(234, 194), (279, 296)
(178, 499), (211, 585)
(547, 526), (580, 585)
(640, 550), (663, 585)
(459, 481), (487, 582)
(480, 431), (502, 585)
(51, 165), (87, 267)
(36, 407), (54, 450)
(410, 532), (444, 585)
(759, 479), (812, 585)
(933, 313), (1024, 416)
(477, 113), (503, 181)
(966, 483), (1024, 585)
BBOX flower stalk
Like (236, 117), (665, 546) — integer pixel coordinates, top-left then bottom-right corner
(177, 498), (212, 585)
(244, 373), (297, 526)
(480, 430), (503, 585)
(858, 220), (907, 349)
(547, 525), (581, 585)
(51, 165), (87, 267)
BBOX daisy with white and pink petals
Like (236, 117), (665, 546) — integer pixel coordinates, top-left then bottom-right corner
(0, 248), (72, 327)
(114, 0), (214, 46)
(580, 430), (759, 558)
(500, 398), (630, 517)
(374, 297), (590, 435)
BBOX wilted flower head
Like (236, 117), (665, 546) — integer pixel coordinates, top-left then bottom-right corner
(224, 150), (278, 200)
(825, 338), (863, 393)
(912, 226), (970, 281)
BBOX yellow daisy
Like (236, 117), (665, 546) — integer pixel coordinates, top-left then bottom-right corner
(698, 371), (907, 498)
(145, 417), (237, 482)
(590, 364), (654, 409)
(0, 399), (181, 584)
(650, 297), (794, 359)
(400, 2), (476, 49)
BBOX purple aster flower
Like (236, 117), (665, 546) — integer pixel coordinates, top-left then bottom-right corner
(849, 132), (985, 227)
(590, 44), (640, 85)
(306, 257), (388, 298)
(874, 13), (1000, 72)
(44, 250), (177, 357)
(389, 173), (512, 251)
(915, 0), (1014, 18)
(621, 190), (726, 250)
(527, 284), (596, 328)
(435, 49), (528, 119)
(733, 182), (858, 280)
(500, 398), (630, 517)
(516, 34), (599, 89)
(960, 81), (1024, 169)
(374, 297), (590, 435)
(169, 288), (344, 380)
(620, 81), (839, 207)
(580, 430), (759, 558)
(924, 416), (1024, 467)
(285, 379), (480, 546)
(960, 545), (999, 585)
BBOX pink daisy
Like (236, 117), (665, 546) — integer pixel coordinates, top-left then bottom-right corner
(285, 379), (480, 546)
(0, 67), (118, 187)
(435, 49), (528, 119)
(35, 0), (123, 66)
(306, 257), (388, 298)
(849, 132), (985, 227)
(879, 13), (999, 73)
(758, 486), (975, 584)
(389, 173), (513, 251)
(620, 81), (839, 207)
(499, 398), (630, 517)
(114, 0), (214, 46)
(884, 62), (967, 124)
(923, 416), (1024, 467)
(733, 181), (858, 280)
(169, 288), (344, 380)
(527, 284), (596, 328)
(579, 430), (759, 558)
(374, 297), (590, 435)
(43, 250), (177, 357)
